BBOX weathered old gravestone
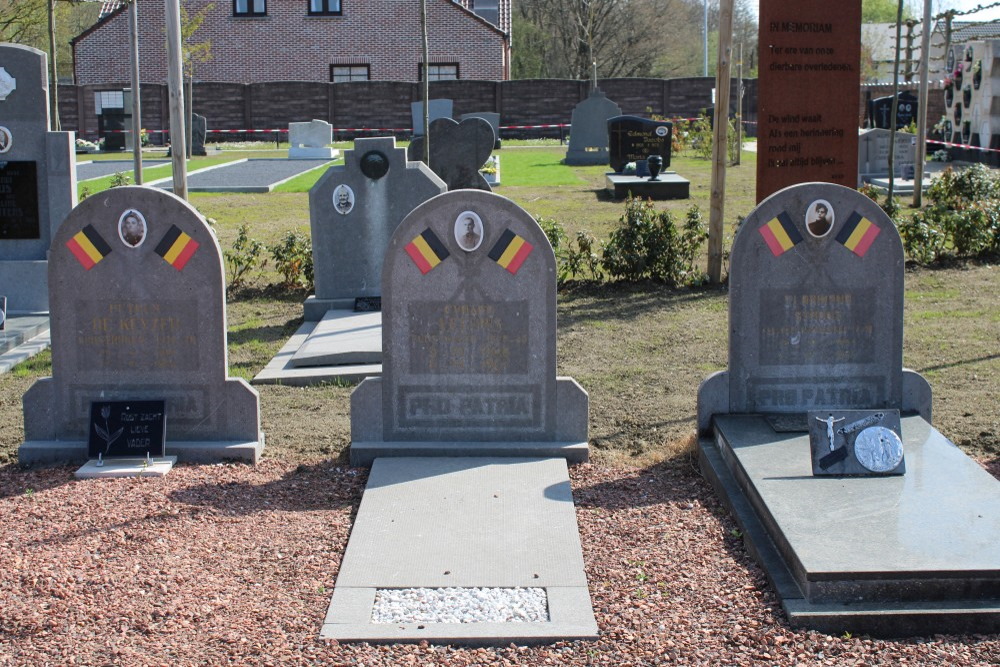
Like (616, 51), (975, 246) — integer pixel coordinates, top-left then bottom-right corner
(757, 2), (862, 201)
(406, 117), (494, 191)
(20, 185), (264, 464)
(605, 115), (689, 200)
(304, 136), (446, 320)
(349, 189), (589, 465)
(460, 111), (502, 149)
(696, 183), (1000, 636)
(858, 128), (916, 186)
(411, 99), (454, 136)
(0, 43), (76, 314)
(564, 89), (621, 166)
(289, 119), (336, 158)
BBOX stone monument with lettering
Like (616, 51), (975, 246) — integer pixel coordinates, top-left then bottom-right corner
(757, 2), (862, 202)
(0, 43), (76, 314)
(349, 189), (589, 465)
(858, 128), (916, 187)
(564, 89), (621, 166)
(20, 186), (264, 464)
(604, 115), (689, 199)
(696, 182), (1000, 636)
(407, 117), (494, 191)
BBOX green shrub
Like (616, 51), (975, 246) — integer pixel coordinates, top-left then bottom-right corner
(224, 223), (267, 290)
(536, 216), (602, 283)
(269, 231), (313, 289)
(601, 196), (707, 285)
(110, 171), (131, 188)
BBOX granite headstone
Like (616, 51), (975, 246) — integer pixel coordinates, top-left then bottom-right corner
(304, 136), (446, 320)
(289, 119), (336, 158)
(20, 185), (264, 464)
(0, 43), (76, 314)
(564, 89), (621, 166)
(858, 129), (916, 185)
(868, 91), (918, 130)
(410, 99), (454, 136)
(607, 115), (673, 174)
(349, 189), (589, 465)
(406, 117), (494, 191)
(191, 113), (207, 156)
(460, 112), (502, 149)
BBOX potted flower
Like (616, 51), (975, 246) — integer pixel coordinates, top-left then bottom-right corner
(973, 60), (983, 89)
(480, 155), (500, 186)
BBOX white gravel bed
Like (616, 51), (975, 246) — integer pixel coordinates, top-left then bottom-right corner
(371, 587), (549, 624)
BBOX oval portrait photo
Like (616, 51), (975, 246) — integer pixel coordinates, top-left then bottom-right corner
(805, 199), (834, 238)
(332, 183), (355, 215)
(454, 211), (484, 252)
(118, 208), (148, 248)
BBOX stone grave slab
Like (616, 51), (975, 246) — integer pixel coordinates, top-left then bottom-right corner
(564, 89), (620, 165)
(289, 119), (336, 158)
(411, 99), (454, 136)
(20, 185), (263, 465)
(0, 314), (49, 374)
(149, 157), (336, 193)
(407, 117), (494, 191)
(290, 309), (381, 366)
(605, 115), (689, 200)
(77, 159), (170, 182)
(696, 182), (1000, 635)
(252, 317), (381, 386)
(304, 136), (445, 319)
(321, 457), (598, 644)
(349, 189), (588, 466)
(0, 43), (76, 314)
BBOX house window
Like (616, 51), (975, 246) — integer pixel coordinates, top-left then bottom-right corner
(330, 65), (369, 82)
(234, 0), (266, 16)
(309, 0), (342, 15)
(419, 63), (459, 81)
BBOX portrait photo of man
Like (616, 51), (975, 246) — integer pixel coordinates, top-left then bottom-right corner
(332, 184), (355, 215)
(0, 126), (11, 154)
(118, 209), (147, 247)
(454, 211), (483, 251)
(806, 199), (834, 237)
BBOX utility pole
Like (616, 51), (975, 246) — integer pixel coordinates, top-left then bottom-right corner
(47, 0), (59, 130)
(888, 0), (904, 202)
(129, 0), (143, 184)
(165, 0), (187, 199)
(421, 0), (430, 164)
(708, 0), (733, 284)
(735, 42), (743, 167)
(703, 0), (709, 77)
(913, 0), (932, 207)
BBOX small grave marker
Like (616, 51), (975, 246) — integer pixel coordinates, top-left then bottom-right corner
(87, 400), (166, 459)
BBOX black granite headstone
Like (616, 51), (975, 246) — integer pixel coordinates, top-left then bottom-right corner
(607, 116), (672, 173)
(0, 161), (40, 239)
(869, 92), (918, 129)
(87, 400), (166, 458)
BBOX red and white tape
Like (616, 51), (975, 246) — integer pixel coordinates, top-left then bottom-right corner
(926, 138), (1000, 154)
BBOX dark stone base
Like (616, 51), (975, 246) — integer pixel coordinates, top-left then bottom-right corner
(699, 414), (1000, 636)
(605, 173), (690, 200)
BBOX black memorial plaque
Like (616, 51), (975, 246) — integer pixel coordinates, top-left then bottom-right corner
(869, 92), (918, 130)
(607, 116), (672, 173)
(0, 161), (40, 240)
(808, 409), (904, 476)
(88, 400), (167, 458)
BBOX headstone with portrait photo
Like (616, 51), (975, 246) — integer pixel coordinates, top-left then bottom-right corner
(348, 188), (589, 466)
(304, 136), (446, 320)
(0, 43), (76, 314)
(406, 117), (495, 191)
(20, 185), (264, 465)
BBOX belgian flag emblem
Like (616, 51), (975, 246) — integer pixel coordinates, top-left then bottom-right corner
(404, 228), (450, 274)
(155, 224), (200, 270)
(758, 211), (803, 257)
(836, 211), (881, 258)
(488, 229), (533, 274)
(66, 224), (112, 270)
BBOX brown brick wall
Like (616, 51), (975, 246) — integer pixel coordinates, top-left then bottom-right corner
(73, 0), (507, 86)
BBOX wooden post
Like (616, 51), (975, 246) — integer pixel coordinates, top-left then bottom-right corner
(421, 0), (430, 164)
(735, 42), (743, 167)
(165, 0), (187, 199)
(707, 0), (734, 284)
(129, 0), (143, 184)
(47, 0), (59, 131)
(888, 0), (904, 202)
(913, 0), (932, 208)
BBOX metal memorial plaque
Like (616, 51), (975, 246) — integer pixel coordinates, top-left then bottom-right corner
(808, 409), (904, 476)
(87, 400), (166, 459)
(0, 161), (40, 239)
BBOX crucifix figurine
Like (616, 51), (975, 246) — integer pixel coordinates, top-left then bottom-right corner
(816, 414), (845, 451)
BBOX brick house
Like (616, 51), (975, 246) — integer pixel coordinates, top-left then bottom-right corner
(72, 0), (511, 86)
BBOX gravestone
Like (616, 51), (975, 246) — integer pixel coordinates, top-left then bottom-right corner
(858, 128), (916, 186)
(757, 1), (862, 201)
(0, 43), (76, 314)
(20, 185), (264, 464)
(191, 113), (207, 156)
(349, 189), (589, 465)
(564, 89), (621, 165)
(410, 99), (454, 136)
(407, 117), (494, 191)
(607, 115), (672, 173)
(304, 136), (446, 320)
(695, 183), (1000, 636)
(604, 115), (689, 199)
(289, 119), (336, 158)
(460, 112), (502, 149)
(868, 91), (918, 130)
